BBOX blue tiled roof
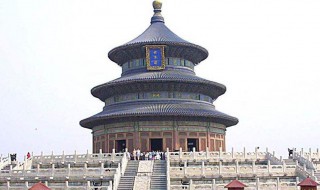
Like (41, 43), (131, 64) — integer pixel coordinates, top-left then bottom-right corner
(125, 22), (189, 45)
(80, 99), (238, 129)
(108, 13), (208, 65)
(91, 70), (226, 101)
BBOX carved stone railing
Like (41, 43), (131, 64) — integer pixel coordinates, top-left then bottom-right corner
(113, 165), (121, 190)
(294, 151), (316, 171)
(0, 156), (9, 170)
(120, 150), (129, 176)
(31, 149), (123, 166)
(2, 180), (113, 190)
(169, 147), (268, 162)
(0, 163), (117, 180)
(266, 152), (283, 165)
(170, 162), (296, 179)
(166, 148), (171, 190)
(295, 162), (317, 181)
(170, 177), (299, 190)
(299, 148), (320, 160)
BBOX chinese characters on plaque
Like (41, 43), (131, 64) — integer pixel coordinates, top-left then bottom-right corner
(146, 45), (165, 70)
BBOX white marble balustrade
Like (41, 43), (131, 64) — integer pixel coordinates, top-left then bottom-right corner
(169, 147), (268, 162)
(170, 161), (296, 179)
(298, 148), (320, 160)
(0, 164), (116, 180)
(0, 156), (10, 170)
(170, 178), (300, 190)
(31, 149), (123, 166)
(3, 180), (112, 190)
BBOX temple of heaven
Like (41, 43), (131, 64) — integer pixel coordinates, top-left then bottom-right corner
(80, 0), (238, 153)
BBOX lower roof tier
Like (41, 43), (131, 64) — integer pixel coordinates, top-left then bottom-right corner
(80, 99), (238, 129)
(91, 69), (226, 101)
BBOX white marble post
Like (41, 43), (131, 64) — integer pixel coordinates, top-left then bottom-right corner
(276, 177), (280, 190)
(84, 163), (88, 176)
(309, 148), (312, 157)
(256, 177), (260, 190)
(62, 151), (65, 164)
(267, 160), (271, 174)
(36, 164), (40, 175)
(179, 147), (182, 160)
(40, 151), (43, 163)
(206, 147), (209, 159)
(243, 147), (246, 159)
(236, 160), (239, 174)
(231, 147), (234, 159)
(74, 150), (77, 163)
(193, 147), (196, 160)
(189, 179), (193, 190)
(211, 179), (216, 190)
(67, 164), (71, 176)
(51, 164), (55, 176)
(252, 160), (256, 173)
(255, 147), (259, 159)
(112, 149), (115, 162)
(87, 181), (91, 188)
(9, 165), (12, 175)
(201, 161), (205, 176)
(51, 151), (54, 165)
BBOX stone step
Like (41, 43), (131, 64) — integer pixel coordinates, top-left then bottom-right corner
(117, 160), (139, 190)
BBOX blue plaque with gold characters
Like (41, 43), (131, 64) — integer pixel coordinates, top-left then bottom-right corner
(146, 45), (166, 70)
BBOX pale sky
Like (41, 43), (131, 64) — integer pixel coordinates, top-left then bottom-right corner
(1, 0), (320, 160)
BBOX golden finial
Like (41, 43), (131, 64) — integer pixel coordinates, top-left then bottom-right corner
(151, 0), (164, 23)
(153, 0), (162, 10)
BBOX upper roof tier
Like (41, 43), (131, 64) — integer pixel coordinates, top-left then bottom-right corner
(108, 1), (208, 66)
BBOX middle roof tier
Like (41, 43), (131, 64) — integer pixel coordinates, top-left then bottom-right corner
(92, 69), (226, 102)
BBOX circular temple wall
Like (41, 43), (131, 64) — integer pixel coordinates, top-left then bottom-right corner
(92, 121), (226, 153)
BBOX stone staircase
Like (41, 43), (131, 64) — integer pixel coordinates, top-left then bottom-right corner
(117, 160), (139, 190)
(150, 160), (167, 190)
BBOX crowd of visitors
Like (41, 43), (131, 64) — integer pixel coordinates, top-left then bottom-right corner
(126, 148), (166, 160)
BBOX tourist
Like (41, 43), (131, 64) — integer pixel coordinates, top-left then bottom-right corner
(27, 152), (31, 159)
(126, 151), (131, 160)
(133, 149), (136, 160)
(136, 148), (141, 160)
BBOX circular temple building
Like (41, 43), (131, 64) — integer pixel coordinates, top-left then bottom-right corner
(80, 1), (238, 153)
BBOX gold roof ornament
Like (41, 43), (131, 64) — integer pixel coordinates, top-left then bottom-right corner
(151, 0), (164, 23)
(153, 0), (162, 10)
